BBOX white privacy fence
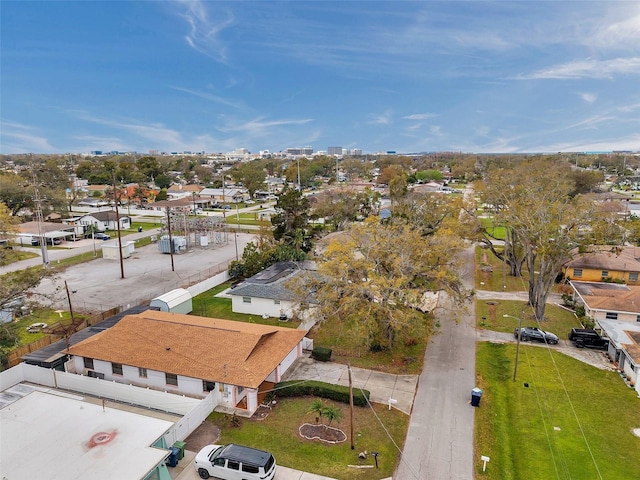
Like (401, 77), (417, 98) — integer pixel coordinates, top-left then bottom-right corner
(1, 363), (215, 443)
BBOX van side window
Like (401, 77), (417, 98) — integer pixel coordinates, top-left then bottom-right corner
(242, 464), (259, 473)
(227, 460), (240, 470)
(213, 458), (225, 467)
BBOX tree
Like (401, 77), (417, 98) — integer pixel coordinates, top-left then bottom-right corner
(482, 159), (594, 320)
(307, 216), (470, 351)
(0, 173), (31, 215)
(155, 188), (168, 201)
(308, 399), (324, 424)
(271, 186), (313, 252)
(322, 404), (343, 427)
(415, 169), (444, 182)
(154, 173), (172, 190)
(136, 156), (163, 181)
(230, 161), (266, 198)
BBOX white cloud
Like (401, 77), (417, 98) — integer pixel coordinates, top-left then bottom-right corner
(369, 111), (392, 125)
(170, 86), (242, 109)
(220, 117), (313, 137)
(174, 0), (235, 62)
(518, 57), (640, 80)
(578, 92), (597, 103)
(402, 113), (437, 120)
(0, 121), (55, 153)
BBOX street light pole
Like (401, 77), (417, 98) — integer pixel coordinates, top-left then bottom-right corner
(503, 314), (523, 382)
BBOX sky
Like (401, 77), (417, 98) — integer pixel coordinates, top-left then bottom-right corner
(1, 1), (639, 155)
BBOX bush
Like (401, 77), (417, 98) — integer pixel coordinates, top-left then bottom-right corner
(311, 346), (332, 362)
(275, 380), (370, 407)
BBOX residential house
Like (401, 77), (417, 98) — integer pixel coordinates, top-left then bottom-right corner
(598, 319), (640, 396)
(229, 261), (318, 320)
(167, 184), (205, 200)
(16, 221), (77, 245)
(569, 280), (640, 323)
(67, 310), (307, 415)
(199, 187), (247, 204)
(76, 210), (131, 232)
(563, 246), (640, 285)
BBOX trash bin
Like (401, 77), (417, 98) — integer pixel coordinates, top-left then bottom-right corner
(173, 441), (186, 460)
(138, 226), (143, 232)
(471, 387), (483, 407)
(167, 446), (180, 467)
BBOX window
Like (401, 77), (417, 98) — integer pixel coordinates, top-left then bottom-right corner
(636, 315), (640, 323)
(243, 297), (252, 304)
(166, 373), (178, 386)
(138, 367), (147, 378)
(605, 312), (618, 320)
(213, 458), (225, 467)
(601, 270), (609, 278)
(573, 268), (583, 278)
(274, 299), (280, 305)
(112, 363), (123, 375)
(242, 464), (259, 474)
(203, 380), (215, 392)
(630, 272), (639, 282)
(227, 461), (240, 471)
(83, 358), (94, 370)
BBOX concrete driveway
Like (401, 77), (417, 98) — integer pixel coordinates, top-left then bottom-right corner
(281, 356), (418, 415)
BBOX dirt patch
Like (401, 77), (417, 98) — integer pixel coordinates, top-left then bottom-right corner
(299, 423), (347, 444)
(183, 421), (221, 452)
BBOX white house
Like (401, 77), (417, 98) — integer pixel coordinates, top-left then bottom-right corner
(76, 210), (131, 232)
(229, 261), (318, 320)
(67, 310), (307, 415)
(598, 319), (640, 396)
(199, 188), (247, 203)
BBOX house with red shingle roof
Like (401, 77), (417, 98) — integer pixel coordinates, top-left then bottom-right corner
(67, 310), (307, 415)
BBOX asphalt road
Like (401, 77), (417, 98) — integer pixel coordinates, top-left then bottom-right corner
(394, 245), (476, 480)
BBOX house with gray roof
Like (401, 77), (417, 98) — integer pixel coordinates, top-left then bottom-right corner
(228, 261), (318, 320)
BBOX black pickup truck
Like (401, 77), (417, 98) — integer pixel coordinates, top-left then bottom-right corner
(568, 328), (609, 349)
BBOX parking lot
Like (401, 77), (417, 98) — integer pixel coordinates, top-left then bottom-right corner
(33, 232), (254, 313)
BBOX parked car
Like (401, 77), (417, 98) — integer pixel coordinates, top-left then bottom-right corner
(31, 237), (62, 246)
(514, 326), (559, 344)
(94, 232), (110, 240)
(568, 328), (609, 349)
(222, 205), (232, 210)
(194, 444), (276, 480)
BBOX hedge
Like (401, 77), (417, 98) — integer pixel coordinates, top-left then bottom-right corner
(311, 346), (332, 362)
(275, 380), (370, 407)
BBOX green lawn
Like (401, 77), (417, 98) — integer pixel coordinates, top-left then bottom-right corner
(475, 342), (640, 480)
(190, 282), (299, 328)
(309, 314), (428, 375)
(11, 308), (81, 345)
(209, 397), (408, 479)
(476, 300), (582, 339)
(0, 249), (39, 266)
(476, 246), (529, 292)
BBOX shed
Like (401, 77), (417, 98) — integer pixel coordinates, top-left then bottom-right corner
(150, 288), (193, 314)
(101, 241), (134, 260)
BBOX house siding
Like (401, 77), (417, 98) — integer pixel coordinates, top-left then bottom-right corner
(566, 267), (629, 283)
(231, 296), (295, 318)
(72, 356), (220, 398)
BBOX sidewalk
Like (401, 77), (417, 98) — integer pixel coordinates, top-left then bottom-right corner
(281, 356), (418, 415)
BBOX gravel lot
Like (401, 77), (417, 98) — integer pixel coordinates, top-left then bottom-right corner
(34, 233), (254, 313)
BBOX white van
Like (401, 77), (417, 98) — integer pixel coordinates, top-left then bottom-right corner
(194, 444), (276, 480)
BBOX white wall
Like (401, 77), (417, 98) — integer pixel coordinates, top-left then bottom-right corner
(231, 296), (295, 318)
(188, 270), (230, 297)
(72, 356), (214, 398)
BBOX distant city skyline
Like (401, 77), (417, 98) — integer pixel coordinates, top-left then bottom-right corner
(1, 1), (639, 155)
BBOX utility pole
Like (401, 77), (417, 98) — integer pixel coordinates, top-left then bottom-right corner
(348, 364), (355, 450)
(112, 171), (125, 279)
(30, 160), (49, 266)
(64, 281), (75, 323)
(297, 157), (301, 191)
(504, 314), (523, 381)
(166, 207), (175, 272)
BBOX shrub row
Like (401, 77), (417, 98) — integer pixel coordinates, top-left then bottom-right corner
(275, 380), (370, 407)
(311, 346), (332, 362)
